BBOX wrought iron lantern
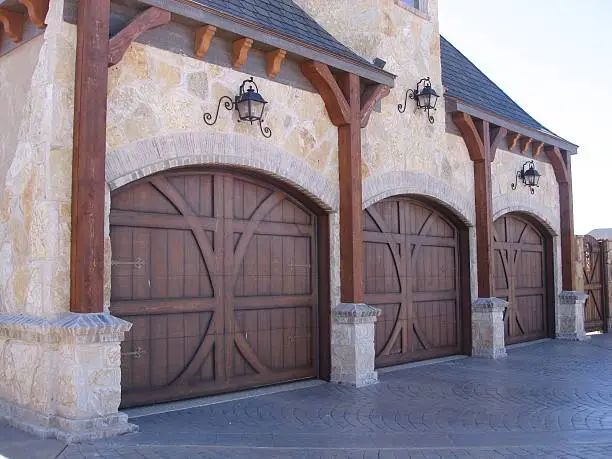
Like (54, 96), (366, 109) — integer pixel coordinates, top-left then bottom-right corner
(204, 77), (272, 138)
(398, 77), (439, 124)
(511, 160), (541, 194)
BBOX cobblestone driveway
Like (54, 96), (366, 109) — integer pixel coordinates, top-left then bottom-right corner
(4, 335), (612, 458)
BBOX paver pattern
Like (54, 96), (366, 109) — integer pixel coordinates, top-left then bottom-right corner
(3, 335), (612, 458)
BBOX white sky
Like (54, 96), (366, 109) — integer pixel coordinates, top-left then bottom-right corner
(438, 0), (612, 235)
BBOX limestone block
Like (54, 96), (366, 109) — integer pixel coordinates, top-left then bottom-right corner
(556, 291), (589, 341)
(331, 303), (381, 387)
(472, 297), (507, 359)
(0, 313), (136, 441)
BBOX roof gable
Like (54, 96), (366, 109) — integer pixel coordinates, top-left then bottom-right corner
(440, 35), (553, 135)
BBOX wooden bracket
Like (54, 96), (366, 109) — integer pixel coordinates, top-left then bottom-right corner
(520, 137), (533, 155)
(507, 132), (521, 151)
(452, 112), (485, 162)
(545, 146), (570, 184)
(533, 141), (545, 157)
(360, 84), (391, 128)
(301, 60), (350, 126)
(108, 7), (171, 67)
(0, 8), (25, 43)
(489, 126), (508, 161)
(266, 48), (287, 78)
(232, 37), (253, 69)
(18, 0), (49, 28)
(194, 25), (216, 59)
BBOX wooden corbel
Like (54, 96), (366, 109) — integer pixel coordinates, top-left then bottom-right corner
(194, 25), (216, 59)
(232, 37), (253, 69)
(108, 7), (171, 67)
(489, 126), (508, 161)
(301, 60), (350, 126)
(520, 137), (533, 155)
(533, 141), (545, 157)
(0, 9), (25, 43)
(360, 84), (391, 128)
(266, 49), (287, 78)
(452, 112), (485, 162)
(18, 0), (49, 28)
(507, 132), (521, 151)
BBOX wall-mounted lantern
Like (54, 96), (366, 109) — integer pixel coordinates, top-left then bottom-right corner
(398, 77), (439, 124)
(204, 77), (272, 138)
(511, 160), (541, 194)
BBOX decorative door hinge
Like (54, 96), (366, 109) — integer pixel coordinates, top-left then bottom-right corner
(122, 346), (146, 359)
(111, 257), (145, 270)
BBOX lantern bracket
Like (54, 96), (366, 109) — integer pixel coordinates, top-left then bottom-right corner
(398, 77), (438, 124)
(511, 160), (541, 195)
(203, 77), (272, 138)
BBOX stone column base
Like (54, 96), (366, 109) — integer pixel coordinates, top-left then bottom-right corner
(471, 297), (508, 359)
(330, 303), (381, 387)
(556, 291), (589, 341)
(0, 313), (137, 442)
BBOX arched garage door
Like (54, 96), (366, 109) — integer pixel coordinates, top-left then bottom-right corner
(363, 197), (469, 367)
(110, 169), (326, 407)
(493, 214), (553, 344)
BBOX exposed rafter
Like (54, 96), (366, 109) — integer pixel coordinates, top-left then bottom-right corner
(533, 141), (545, 157)
(507, 132), (521, 151)
(108, 7), (171, 66)
(520, 137), (533, 155)
(194, 25), (216, 59)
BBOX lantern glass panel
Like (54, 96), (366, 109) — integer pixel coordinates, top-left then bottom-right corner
(524, 167), (540, 187)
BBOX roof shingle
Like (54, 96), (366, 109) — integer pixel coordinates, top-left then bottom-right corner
(440, 35), (552, 134)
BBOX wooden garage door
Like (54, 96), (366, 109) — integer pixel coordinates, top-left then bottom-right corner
(364, 197), (464, 367)
(493, 215), (550, 344)
(583, 235), (605, 332)
(110, 170), (320, 407)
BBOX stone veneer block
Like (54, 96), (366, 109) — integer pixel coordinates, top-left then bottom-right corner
(556, 291), (589, 341)
(0, 313), (137, 442)
(472, 297), (508, 359)
(331, 303), (381, 387)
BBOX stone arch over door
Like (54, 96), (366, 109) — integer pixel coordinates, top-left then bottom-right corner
(362, 193), (472, 367)
(109, 167), (332, 407)
(493, 212), (555, 344)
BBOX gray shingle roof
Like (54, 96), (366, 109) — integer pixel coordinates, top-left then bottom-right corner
(440, 36), (551, 134)
(588, 228), (612, 240)
(192, 0), (372, 66)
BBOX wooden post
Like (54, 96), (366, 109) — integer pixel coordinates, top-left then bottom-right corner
(545, 146), (576, 291)
(70, 0), (110, 313)
(337, 73), (364, 303)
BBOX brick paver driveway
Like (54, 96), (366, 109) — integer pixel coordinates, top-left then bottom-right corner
(4, 335), (612, 458)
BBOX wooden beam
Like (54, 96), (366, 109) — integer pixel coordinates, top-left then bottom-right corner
(533, 141), (545, 157)
(489, 126), (508, 161)
(108, 7), (171, 66)
(232, 37), (252, 69)
(520, 137), (533, 155)
(507, 132), (521, 151)
(452, 112), (484, 162)
(545, 146), (575, 291)
(360, 84), (390, 128)
(71, 0), (111, 313)
(18, 0), (49, 28)
(301, 60), (350, 127)
(266, 48), (287, 78)
(0, 8), (24, 42)
(194, 24), (216, 59)
(337, 72), (364, 303)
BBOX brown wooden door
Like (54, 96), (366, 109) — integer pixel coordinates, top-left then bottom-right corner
(583, 235), (605, 332)
(110, 170), (320, 407)
(363, 197), (464, 367)
(493, 215), (550, 344)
